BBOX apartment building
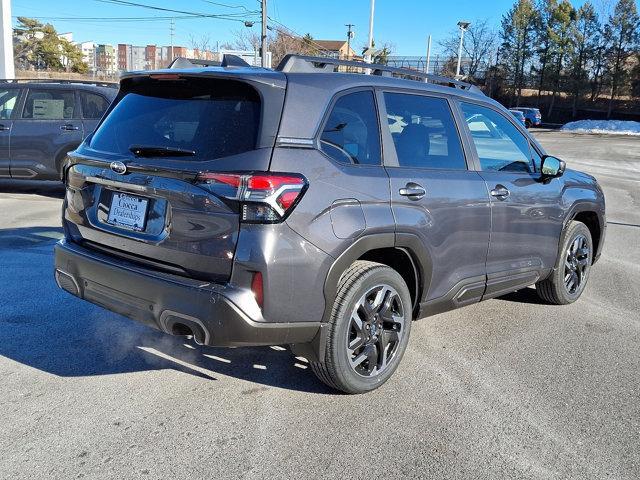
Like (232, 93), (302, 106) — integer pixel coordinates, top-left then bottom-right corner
(96, 44), (117, 74)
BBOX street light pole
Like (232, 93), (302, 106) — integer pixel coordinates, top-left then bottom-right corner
(364, 0), (375, 64)
(0, 0), (14, 78)
(455, 21), (470, 78)
(425, 35), (432, 74)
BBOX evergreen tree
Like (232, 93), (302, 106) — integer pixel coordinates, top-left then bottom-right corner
(533, 0), (558, 105)
(546, 0), (577, 117)
(570, 2), (600, 117)
(499, 0), (537, 106)
(603, 0), (640, 117)
(13, 17), (88, 73)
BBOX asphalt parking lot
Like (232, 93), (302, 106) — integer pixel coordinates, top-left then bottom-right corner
(0, 130), (638, 479)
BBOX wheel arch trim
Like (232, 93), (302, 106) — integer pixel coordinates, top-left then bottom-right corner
(321, 232), (433, 324)
(562, 201), (606, 263)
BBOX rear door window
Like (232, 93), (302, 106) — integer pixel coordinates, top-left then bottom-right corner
(23, 89), (75, 119)
(88, 78), (260, 161)
(383, 93), (466, 170)
(320, 90), (381, 165)
(80, 92), (110, 119)
(0, 89), (20, 119)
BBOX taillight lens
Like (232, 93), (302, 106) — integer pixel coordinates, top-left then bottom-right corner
(195, 172), (307, 223)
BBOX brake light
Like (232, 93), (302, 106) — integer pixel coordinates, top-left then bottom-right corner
(195, 172), (307, 223)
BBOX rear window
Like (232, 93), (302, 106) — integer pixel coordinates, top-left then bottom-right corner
(88, 78), (260, 160)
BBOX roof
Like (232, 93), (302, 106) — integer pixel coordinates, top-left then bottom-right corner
(314, 40), (348, 52)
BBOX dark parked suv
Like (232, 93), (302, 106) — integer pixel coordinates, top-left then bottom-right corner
(0, 80), (117, 180)
(54, 55), (606, 393)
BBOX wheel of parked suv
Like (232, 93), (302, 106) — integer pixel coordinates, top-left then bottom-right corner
(536, 221), (593, 305)
(525, 119), (532, 129)
(310, 261), (412, 394)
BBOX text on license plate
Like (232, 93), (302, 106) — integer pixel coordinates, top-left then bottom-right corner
(107, 192), (149, 231)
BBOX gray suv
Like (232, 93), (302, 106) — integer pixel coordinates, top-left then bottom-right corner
(0, 80), (117, 180)
(54, 55), (606, 393)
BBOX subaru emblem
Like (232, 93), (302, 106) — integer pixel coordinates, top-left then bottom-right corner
(110, 161), (127, 175)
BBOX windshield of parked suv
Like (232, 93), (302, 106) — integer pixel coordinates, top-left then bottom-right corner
(88, 77), (260, 161)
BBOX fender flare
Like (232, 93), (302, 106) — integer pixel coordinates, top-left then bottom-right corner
(321, 232), (433, 324)
(557, 200), (606, 266)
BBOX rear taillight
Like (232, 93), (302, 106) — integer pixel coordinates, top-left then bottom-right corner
(195, 172), (307, 223)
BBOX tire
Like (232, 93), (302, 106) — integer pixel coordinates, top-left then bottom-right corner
(310, 260), (412, 394)
(525, 119), (532, 129)
(536, 221), (593, 305)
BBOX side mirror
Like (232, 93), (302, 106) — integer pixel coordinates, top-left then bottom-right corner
(540, 155), (566, 178)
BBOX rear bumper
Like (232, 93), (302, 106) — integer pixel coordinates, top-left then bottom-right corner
(54, 240), (320, 347)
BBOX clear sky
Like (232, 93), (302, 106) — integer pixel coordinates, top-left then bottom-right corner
(12, 0), (614, 56)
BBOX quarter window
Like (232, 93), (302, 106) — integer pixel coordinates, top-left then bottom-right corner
(320, 91), (381, 165)
(22, 89), (75, 120)
(383, 93), (466, 169)
(460, 102), (533, 173)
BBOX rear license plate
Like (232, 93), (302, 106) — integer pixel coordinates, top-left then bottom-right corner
(107, 192), (149, 231)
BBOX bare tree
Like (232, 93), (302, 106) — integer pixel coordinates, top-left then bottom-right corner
(188, 34), (212, 59)
(229, 28), (323, 67)
(439, 19), (498, 79)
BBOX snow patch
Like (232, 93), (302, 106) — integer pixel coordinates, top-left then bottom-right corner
(561, 120), (640, 136)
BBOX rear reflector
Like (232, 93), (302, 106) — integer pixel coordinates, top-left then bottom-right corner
(196, 172), (307, 223)
(251, 272), (264, 308)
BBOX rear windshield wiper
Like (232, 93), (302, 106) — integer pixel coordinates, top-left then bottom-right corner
(129, 145), (196, 158)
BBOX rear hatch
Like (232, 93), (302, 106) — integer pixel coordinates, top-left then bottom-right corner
(63, 70), (286, 282)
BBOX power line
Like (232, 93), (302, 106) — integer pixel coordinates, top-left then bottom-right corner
(13, 15), (210, 23)
(198, 0), (254, 12)
(95, 0), (258, 23)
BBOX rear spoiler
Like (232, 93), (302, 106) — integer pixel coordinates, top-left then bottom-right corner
(168, 55), (251, 69)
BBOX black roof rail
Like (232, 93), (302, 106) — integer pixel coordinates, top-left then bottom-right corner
(276, 54), (484, 95)
(168, 54), (251, 69)
(0, 78), (118, 88)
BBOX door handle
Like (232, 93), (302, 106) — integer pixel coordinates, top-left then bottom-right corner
(399, 183), (426, 200)
(0, 124), (9, 131)
(60, 124), (80, 131)
(490, 185), (510, 199)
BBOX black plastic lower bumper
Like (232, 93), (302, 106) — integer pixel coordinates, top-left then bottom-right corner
(54, 240), (321, 348)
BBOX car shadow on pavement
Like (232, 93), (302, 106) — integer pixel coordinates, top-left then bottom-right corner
(497, 287), (549, 305)
(0, 226), (64, 249)
(0, 179), (65, 198)
(0, 227), (333, 395)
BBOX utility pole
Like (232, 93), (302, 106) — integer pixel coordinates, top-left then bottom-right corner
(456, 21), (470, 78)
(0, 0), (14, 78)
(260, 0), (267, 67)
(364, 0), (375, 64)
(345, 24), (355, 60)
(170, 18), (175, 64)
